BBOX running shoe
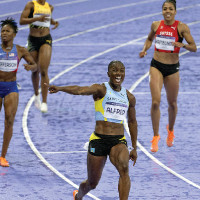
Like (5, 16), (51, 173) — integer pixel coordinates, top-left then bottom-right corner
(166, 125), (175, 147)
(0, 157), (9, 167)
(151, 135), (160, 152)
(41, 102), (48, 113)
(73, 190), (78, 200)
(34, 94), (41, 110)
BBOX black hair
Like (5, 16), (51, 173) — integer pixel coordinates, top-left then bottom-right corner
(162, 0), (176, 10)
(108, 60), (125, 71)
(0, 17), (18, 33)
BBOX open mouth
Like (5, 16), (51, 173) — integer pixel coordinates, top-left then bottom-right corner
(165, 14), (171, 18)
(115, 76), (121, 83)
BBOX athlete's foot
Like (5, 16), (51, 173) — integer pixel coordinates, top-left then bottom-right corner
(166, 125), (175, 147)
(34, 94), (41, 110)
(73, 190), (78, 200)
(151, 135), (160, 152)
(0, 157), (9, 167)
(41, 102), (48, 113)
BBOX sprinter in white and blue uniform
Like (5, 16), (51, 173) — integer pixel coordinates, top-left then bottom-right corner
(0, 18), (36, 167)
(47, 60), (138, 200)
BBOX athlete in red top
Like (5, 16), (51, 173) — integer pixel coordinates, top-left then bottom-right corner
(139, 0), (197, 152)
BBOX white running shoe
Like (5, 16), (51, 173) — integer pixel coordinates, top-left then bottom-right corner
(41, 102), (48, 113)
(34, 94), (41, 110)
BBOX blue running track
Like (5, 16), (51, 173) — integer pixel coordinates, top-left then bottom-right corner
(0, 0), (200, 199)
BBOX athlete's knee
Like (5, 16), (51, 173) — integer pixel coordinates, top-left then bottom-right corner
(40, 70), (48, 77)
(168, 100), (177, 110)
(152, 100), (160, 110)
(88, 180), (98, 190)
(5, 115), (15, 129)
(117, 159), (129, 176)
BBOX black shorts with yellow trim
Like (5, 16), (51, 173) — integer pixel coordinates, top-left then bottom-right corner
(88, 132), (127, 156)
(151, 58), (180, 77)
(27, 34), (52, 52)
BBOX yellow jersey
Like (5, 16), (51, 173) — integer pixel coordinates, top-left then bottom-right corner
(30, 0), (51, 28)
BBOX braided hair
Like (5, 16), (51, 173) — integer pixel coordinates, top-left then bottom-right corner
(0, 17), (18, 33)
(162, 0), (176, 10)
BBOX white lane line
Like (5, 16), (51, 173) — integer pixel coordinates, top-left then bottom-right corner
(17, 3), (200, 32)
(54, 0), (160, 21)
(0, 0), (90, 18)
(0, 0), (18, 4)
(22, 35), (147, 200)
(134, 91), (200, 95)
(23, 38), (200, 200)
(22, 96), (101, 200)
(187, 20), (200, 26)
(41, 151), (87, 154)
(50, 36), (147, 83)
(124, 46), (200, 190)
(54, 0), (89, 7)
(53, 42), (145, 46)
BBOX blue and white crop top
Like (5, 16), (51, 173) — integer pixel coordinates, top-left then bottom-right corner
(0, 44), (19, 72)
(95, 82), (129, 124)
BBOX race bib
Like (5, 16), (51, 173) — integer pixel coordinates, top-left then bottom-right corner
(155, 35), (175, 51)
(0, 60), (18, 72)
(104, 102), (128, 121)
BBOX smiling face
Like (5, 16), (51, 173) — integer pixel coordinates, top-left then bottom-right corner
(162, 2), (176, 23)
(1, 24), (16, 43)
(107, 61), (125, 91)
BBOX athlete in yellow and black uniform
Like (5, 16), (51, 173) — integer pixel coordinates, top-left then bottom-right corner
(20, 0), (59, 113)
(46, 61), (138, 200)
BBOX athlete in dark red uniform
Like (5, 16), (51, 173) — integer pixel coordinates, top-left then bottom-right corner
(139, 0), (197, 152)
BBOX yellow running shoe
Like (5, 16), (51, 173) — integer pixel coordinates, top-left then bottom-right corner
(73, 190), (78, 200)
(166, 125), (175, 147)
(151, 135), (160, 152)
(0, 157), (9, 167)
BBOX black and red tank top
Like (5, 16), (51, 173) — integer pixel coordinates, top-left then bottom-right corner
(155, 20), (183, 53)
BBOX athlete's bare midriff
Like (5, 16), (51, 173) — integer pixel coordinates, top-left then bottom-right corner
(95, 121), (124, 135)
(0, 71), (16, 82)
(30, 27), (50, 37)
(153, 49), (179, 64)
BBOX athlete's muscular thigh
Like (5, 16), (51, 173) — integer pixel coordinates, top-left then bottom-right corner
(149, 67), (163, 101)
(4, 92), (19, 122)
(109, 144), (129, 173)
(164, 72), (179, 102)
(38, 44), (52, 70)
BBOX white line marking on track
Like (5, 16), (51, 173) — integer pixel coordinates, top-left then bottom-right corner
(23, 38), (200, 200)
(54, 0), (89, 7)
(124, 45), (200, 191)
(41, 151), (87, 154)
(17, 3), (200, 32)
(22, 36), (147, 200)
(0, 0), (17, 4)
(21, 4), (200, 197)
(0, 0), (90, 18)
(53, 42), (145, 46)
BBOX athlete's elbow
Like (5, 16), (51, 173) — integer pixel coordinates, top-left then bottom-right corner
(19, 20), (24, 25)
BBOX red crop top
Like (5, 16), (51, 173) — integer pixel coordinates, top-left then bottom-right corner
(155, 20), (183, 53)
